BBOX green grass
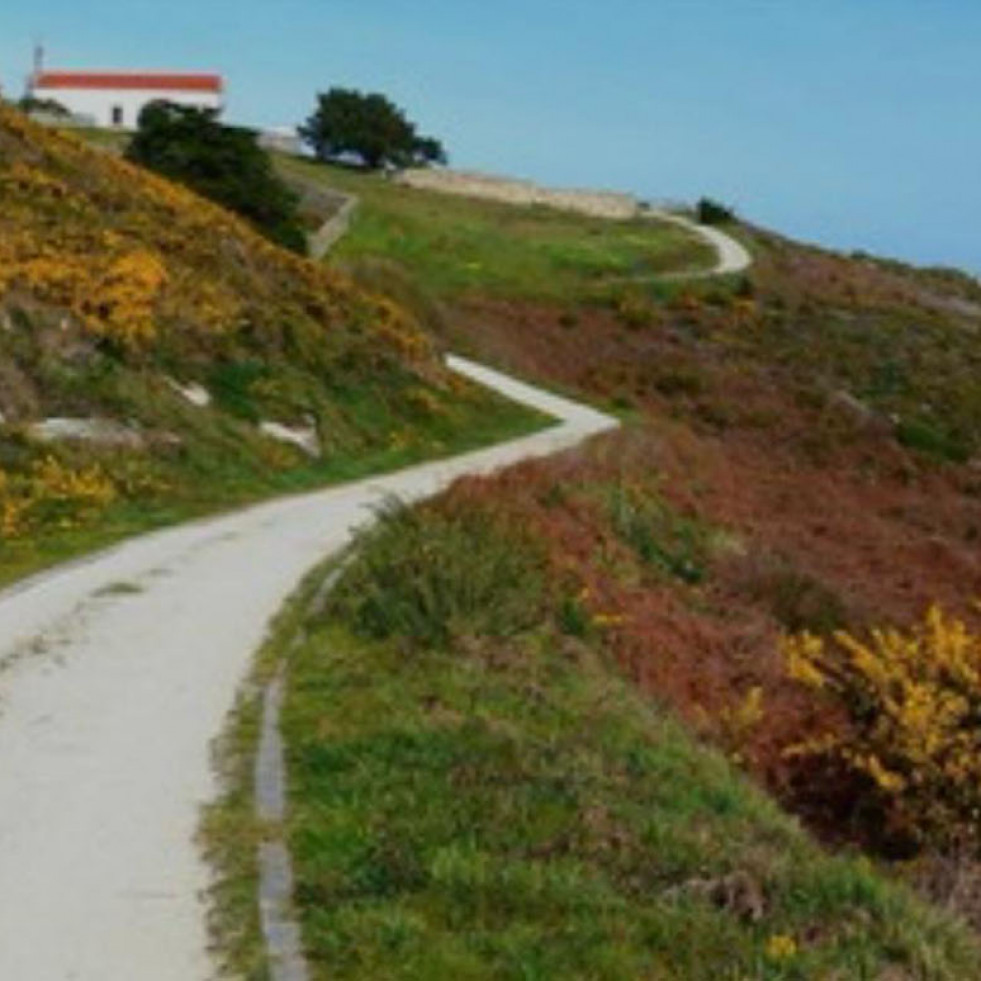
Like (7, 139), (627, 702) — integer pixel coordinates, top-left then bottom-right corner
(74, 134), (717, 304)
(603, 480), (713, 585)
(64, 126), (131, 154)
(206, 500), (981, 980)
(0, 388), (550, 593)
(275, 156), (716, 302)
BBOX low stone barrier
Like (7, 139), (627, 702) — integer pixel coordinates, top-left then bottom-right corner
(396, 168), (640, 220)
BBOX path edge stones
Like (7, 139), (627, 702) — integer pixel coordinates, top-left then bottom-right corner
(253, 568), (342, 981)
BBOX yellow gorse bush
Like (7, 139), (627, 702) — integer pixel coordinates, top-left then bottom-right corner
(0, 458), (116, 540)
(0, 160), (71, 199)
(0, 111), (267, 348)
(0, 105), (437, 365)
(89, 251), (168, 344)
(0, 157), (174, 347)
(783, 604), (981, 850)
(764, 934), (798, 962)
(712, 686), (765, 763)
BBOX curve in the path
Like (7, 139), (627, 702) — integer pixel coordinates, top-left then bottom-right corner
(0, 356), (616, 981)
(647, 209), (753, 277)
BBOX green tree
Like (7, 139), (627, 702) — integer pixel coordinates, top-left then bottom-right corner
(126, 101), (307, 253)
(300, 87), (447, 171)
(18, 96), (70, 117)
(696, 197), (736, 225)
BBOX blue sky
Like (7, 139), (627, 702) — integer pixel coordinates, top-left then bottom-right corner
(3, 1), (979, 273)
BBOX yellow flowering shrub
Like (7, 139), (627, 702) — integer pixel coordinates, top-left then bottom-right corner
(86, 251), (168, 344)
(783, 605), (981, 850)
(0, 458), (116, 540)
(0, 237), (168, 346)
(371, 297), (436, 364)
(0, 160), (71, 199)
(764, 934), (798, 962)
(711, 686), (765, 763)
(0, 106), (437, 370)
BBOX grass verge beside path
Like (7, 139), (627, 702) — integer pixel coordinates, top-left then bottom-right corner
(205, 499), (981, 981)
(275, 156), (717, 303)
(0, 390), (549, 593)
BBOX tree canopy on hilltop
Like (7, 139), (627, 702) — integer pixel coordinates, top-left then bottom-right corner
(300, 87), (447, 171)
(126, 101), (306, 253)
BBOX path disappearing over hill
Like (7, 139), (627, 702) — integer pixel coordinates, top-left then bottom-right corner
(0, 357), (617, 981)
(650, 210), (753, 277)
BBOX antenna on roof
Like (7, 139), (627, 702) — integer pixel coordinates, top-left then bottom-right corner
(25, 38), (45, 96)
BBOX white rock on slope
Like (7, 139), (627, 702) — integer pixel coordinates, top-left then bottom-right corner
(28, 417), (145, 449)
(259, 420), (321, 458)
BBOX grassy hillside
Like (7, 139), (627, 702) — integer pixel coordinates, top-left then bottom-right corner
(207, 501), (980, 979)
(411, 205), (981, 904)
(427, 216), (981, 857)
(280, 153), (980, 457)
(446, 227), (981, 460)
(198, 158), (981, 971)
(0, 108), (546, 585)
(276, 155), (716, 303)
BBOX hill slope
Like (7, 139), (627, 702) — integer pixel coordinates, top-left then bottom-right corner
(406, 202), (981, 855)
(199, 163), (981, 978)
(207, 498), (981, 979)
(0, 108), (543, 583)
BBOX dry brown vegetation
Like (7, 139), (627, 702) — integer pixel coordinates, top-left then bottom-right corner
(433, 228), (981, 867)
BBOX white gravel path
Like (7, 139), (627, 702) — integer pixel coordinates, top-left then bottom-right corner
(0, 355), (617, 981)
(649, 210), (753, 276)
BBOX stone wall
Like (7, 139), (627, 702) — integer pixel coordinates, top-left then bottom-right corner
(307, 195), (359, 260)
(396, 168), (640, 220)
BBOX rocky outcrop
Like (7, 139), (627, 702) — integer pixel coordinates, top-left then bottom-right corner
(167, 378), (212, 408)
(259, 420), (320, 458)
(27, 417), (146, 449)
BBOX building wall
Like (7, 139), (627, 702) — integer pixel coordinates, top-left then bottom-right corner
(32, 87), (223, 129)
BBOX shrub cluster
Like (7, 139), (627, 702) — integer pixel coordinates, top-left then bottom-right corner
(126, 101), (307, 253)
(0, 104), (436, 368)
(784, 604), (981, 852)
(696, 197), (735, 225)
(326, 497), (545, 647)
(0, 457), (116, 540)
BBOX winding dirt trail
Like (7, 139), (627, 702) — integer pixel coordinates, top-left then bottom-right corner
(0, 356), (616, 981)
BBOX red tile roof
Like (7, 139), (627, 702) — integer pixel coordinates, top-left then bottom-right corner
(34, 72), (224, 94)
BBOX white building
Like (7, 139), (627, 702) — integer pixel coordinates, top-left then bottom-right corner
(28, 69), (224, 130)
